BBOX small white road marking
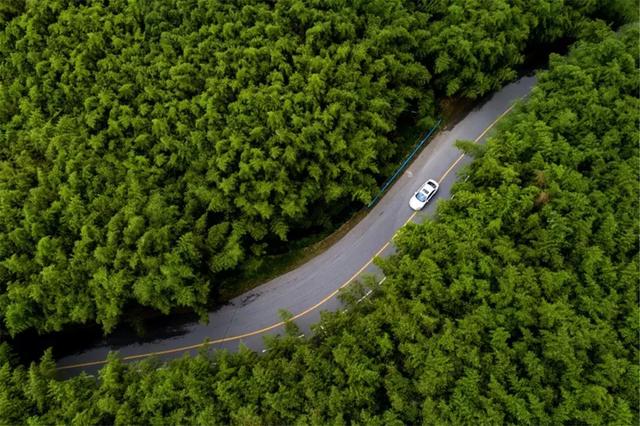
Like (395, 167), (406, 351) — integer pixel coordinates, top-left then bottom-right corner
(356, 289), (373, 304)
(356, 276), (387, 304)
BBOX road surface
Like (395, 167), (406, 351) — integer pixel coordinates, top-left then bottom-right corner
(56, 76), (537, 377)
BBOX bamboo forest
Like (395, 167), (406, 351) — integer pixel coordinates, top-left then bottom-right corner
(0, 0), (638, 424)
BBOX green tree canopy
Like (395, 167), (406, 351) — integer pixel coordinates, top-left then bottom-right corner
(0, 22), (637, 425)
(0, 0), (635, 335)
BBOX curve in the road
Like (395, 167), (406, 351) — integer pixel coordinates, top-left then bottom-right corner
(56, 76), (537, 374)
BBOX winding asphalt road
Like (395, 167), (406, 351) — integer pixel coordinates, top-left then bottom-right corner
(56, 76), (537, 377)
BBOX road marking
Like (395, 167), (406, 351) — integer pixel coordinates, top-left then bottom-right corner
(438, 153), (466, 184)
(356, 290), (373, 304)
(57, 101), (518, 371)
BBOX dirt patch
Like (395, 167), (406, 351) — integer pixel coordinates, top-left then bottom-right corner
(439, 96), (481, 130)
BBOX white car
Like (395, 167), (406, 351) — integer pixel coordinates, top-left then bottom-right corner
(409, 179), (439, 211)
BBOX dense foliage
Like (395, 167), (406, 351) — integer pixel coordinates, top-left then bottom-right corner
(1, 24), (637, 424)
(0, 0), (634, 335)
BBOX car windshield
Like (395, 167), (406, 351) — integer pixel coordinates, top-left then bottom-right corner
(416, 192), (427, 202)
(427, 181), (437, 189)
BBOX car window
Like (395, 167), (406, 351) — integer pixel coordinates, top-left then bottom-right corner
(416, 192), (427, 202)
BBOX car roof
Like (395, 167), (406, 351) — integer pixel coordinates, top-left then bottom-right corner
(415, 179), (438, 196)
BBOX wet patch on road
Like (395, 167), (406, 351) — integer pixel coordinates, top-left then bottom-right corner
(240, 292), (261, 306)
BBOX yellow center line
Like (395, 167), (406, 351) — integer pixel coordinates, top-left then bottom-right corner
(57, 101), (517, 371)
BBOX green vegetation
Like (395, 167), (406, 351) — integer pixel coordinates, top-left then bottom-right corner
(1, 23), (637, 424)
(0, 0), (634, 336)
